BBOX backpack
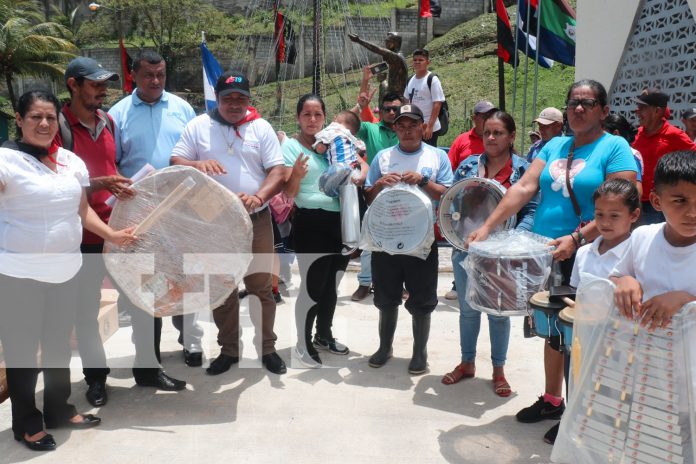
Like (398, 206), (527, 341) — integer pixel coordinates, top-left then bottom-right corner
(58, 108), (114, 151)
(407, 72), (450, 136)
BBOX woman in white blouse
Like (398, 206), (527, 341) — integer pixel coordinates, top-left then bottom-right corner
(0, 90), (135, 451)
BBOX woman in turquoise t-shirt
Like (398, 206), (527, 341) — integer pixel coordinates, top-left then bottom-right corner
(282, 94), (355, 368)
(468, 80), (638, 444)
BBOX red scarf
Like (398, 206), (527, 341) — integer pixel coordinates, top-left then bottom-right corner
(210, 106), (262, 138)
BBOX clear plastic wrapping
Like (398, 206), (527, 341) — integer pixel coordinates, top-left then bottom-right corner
(360, 183), (435, 260)
(104, 165), (253, 317)
(340, 183), (361, 251)
(463, 230), (554, 316)
(551, 276), (696, 464)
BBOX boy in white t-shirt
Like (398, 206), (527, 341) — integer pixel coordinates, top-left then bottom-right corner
(405, 49), (445, 147)
(611, 150), (696, 330)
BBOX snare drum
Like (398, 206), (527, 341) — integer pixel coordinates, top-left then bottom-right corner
(437, 178), (515, 251)
(558, 306), (575, 353)
(530, 291), (565, 338)
(465, 231), (554, 316)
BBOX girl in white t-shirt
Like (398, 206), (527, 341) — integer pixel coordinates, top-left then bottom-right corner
(570, 178), (641, 288)
(544, 178), (640, 444)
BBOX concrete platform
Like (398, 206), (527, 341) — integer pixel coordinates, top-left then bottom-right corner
(0, 264), (554, 464)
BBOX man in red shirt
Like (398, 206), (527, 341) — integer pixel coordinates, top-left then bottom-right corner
(56, 57), (136, 407)
(447, 100), (497, 171)
(632, 88), (696, 223)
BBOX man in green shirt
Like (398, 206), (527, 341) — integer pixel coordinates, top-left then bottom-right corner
(350, 91), (403, 301)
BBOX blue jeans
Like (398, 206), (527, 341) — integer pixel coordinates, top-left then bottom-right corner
(357, 250), (372, 286)
(452, 250), (510, 367)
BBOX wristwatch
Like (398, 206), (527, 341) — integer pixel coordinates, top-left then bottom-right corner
(418, 174), (430, 187)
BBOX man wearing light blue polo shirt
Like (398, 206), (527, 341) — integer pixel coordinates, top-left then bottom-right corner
(108, 50), (202, 390)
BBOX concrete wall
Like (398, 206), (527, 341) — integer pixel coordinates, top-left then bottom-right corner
(433, 0), (485, 36)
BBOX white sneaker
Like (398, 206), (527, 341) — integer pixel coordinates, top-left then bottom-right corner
(444, 289), (458, 300)
(293, 346), (322, 369)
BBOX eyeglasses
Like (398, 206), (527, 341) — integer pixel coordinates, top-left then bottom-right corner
(566, 99), (599, 110)
(381, 106), (401, 113)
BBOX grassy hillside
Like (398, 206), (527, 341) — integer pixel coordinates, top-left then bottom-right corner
(252, 5), (574, 152)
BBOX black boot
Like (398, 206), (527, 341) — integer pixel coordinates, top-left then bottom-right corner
(368, 309), (398, 368)
(408, 313), (431, 375)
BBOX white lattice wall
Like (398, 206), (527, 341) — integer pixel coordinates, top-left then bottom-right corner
(609, 0), (696, 127)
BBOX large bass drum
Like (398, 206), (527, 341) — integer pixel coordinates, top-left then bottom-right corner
(105, 165), (253, 317)
(437, 177), (515, 251)
(362, 184), (434, 259)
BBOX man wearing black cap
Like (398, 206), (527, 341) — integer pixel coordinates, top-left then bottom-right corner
(54, 57), (135, 406)
(681, 108), (696, 142)
(632, 88), (696, 224)
(364, 104), (453, 375)
(171, 72), (287, 375)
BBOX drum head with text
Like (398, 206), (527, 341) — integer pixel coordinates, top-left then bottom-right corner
(437, 177), (515, 251)
(364, 187), (431, 255)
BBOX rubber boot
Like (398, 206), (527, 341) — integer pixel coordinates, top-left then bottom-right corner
(368, 309), (398, 368)
(408, 313), (431, 375)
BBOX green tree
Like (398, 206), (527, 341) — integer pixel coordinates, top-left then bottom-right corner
(0, 0), (77, 109)
(81, 0), (237, 83)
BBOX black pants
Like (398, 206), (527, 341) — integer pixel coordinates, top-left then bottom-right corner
(372, 244), (439, 314)
(292, 208), (350, 353)
(0, 274), (79, 437)
(423, 130), (440, 147)
(77, 244), (111, 385)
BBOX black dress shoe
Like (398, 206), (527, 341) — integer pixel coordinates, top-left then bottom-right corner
(206, 353), (239, 375)
(135, 370), (186, 391)
(86, 381), (108, 407)
(14, 432), (56, 451)
(46, 414), (101, 430)
(183, 349), (203, 367)
(262, 352), (287, 375)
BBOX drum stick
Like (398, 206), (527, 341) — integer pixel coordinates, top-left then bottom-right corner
(562, 297), (576, 307)
(134, 176), (196, 235)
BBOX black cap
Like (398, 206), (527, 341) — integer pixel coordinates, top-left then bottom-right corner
(394, 104), (424, 122)
(634, 88), (669, 108)
(65, 57), (118, 83)
(215, 72), (251, 97)
(682, 108), (696, 119)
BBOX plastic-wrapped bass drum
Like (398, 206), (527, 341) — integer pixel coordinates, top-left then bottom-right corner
(360, 184), (434, 260)
(437, 177), (515, 251)
(105, 165), (253, 317)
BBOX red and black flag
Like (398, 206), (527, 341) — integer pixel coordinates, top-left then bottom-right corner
(496, 0), (518, 67)
(119, 38), (134, 93)
(274, 10), (297, 65)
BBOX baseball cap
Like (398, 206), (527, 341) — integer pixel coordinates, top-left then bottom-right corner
(634, 88), (669, 107)
(534, 107), (563, 125)
(473, 100), (497, 114)
(215, 72), (251, 97)
(682, 108), (696, 119)
(65, 57), (119, 83)
(394, 104), (424, 122)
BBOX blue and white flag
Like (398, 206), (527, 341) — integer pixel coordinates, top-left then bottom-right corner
(201, 42), (223, 111)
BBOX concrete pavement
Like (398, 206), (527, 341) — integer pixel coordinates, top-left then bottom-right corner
(0, 260), (555, 464)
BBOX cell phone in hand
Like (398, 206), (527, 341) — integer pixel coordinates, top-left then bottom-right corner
(369, 62), (389, 75)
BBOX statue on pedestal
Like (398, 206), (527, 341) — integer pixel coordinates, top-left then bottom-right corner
(348, 32), (408, 98)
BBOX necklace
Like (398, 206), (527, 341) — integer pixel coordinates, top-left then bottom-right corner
(218, 123), (235, 155)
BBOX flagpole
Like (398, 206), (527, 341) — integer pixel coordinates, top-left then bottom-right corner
(274, 0), (282, 115)
(532, 0), (542, 119)
(520, 0), (532, 156)
(312, 0), (321, 96)
(512, 0), (520, 117)
(498, 56), (506, 112)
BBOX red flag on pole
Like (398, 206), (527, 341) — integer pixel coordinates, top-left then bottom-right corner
(274, 11), (286, 63)
(420, 0), (432, 18)
(495, 0), (518, 66)
(119, 39), (134, 93)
